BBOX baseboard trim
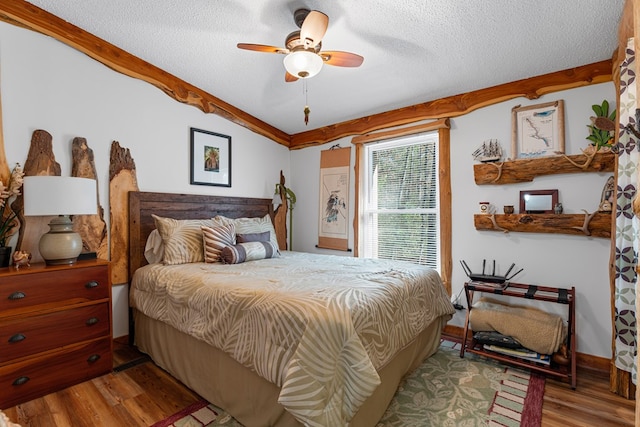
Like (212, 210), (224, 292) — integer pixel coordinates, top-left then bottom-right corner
(443, 324), (610, 375)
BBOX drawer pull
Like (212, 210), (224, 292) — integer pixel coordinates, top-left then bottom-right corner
(8, 291), (25, 300)
(12, 376), (30, 386)
(85, 280), (99, 289)
(87, 354), (101, 363)
(8, 333), (26, 343)
(86, 317), (99, 326)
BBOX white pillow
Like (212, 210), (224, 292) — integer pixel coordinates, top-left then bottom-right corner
(143, 229), (165, 264)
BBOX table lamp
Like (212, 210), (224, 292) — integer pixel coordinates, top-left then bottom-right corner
(23, 176), (97, 265)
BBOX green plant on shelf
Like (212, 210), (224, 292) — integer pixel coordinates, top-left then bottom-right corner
(586, 99), (616, 150)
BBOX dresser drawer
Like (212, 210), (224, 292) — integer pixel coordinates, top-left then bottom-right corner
(0, 264), (109, 313)
(0, 337), (112, 408)
(0, 302), (110, 364)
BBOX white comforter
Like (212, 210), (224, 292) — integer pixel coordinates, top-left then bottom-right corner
(130, 251), (454, 426)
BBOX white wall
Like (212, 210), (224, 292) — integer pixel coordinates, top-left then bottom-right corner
(291, 83), (616, 359)
(0, 22), (290, 338)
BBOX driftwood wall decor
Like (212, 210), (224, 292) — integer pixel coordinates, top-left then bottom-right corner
(13, 130), (62, 264)
(71, 137), (107, 254)
(109, 141), (139, 285)
(273, 171), (288, 250)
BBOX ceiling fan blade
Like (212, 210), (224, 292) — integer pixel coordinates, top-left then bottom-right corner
(285, 72), (299, 83)
(320, 51), (364, 67)
(300, 11), (328, 48)
(237, 43), (288, 54)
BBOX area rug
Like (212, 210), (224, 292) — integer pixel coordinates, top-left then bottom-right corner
(150, 340), (545, 427)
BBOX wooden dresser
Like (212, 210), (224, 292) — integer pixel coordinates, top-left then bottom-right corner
(0, 259), (112, 408)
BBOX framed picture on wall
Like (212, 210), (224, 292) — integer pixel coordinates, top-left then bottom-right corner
(519, 189), (558, 214)
(511, 100), (565, 159)
(190, 127), (231, 187)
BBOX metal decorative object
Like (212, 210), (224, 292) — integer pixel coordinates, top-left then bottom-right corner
(472, 139), (503, 163)
(12, 250), (31, 270)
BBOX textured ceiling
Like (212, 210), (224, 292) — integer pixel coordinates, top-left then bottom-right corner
(26, 0), (625, 135)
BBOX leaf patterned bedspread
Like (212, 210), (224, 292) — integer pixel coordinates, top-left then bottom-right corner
(130, 251), (454, 426)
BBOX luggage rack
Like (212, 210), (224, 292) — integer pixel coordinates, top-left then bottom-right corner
(460, 281), (577, 389)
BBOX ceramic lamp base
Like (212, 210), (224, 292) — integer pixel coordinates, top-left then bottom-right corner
(39, 215), (83, 265)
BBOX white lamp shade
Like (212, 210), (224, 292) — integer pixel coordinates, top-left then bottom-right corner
(283, 50), (323, 79)
(23, 176), (97, 216)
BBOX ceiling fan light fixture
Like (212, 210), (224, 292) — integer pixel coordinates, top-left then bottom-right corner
(283, 50), (323, 79)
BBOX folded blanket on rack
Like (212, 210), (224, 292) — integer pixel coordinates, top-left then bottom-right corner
(469, 297), (566, 355)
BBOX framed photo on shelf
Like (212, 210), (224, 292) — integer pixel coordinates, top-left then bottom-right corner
(519, 189), (558, 214)
(511, 100), (565, 159)
(190, 127), (231, 187)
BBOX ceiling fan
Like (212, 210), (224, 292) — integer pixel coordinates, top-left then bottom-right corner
(237, 9), (364, 82)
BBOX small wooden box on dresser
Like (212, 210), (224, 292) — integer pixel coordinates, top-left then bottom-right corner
(0, 259), (112, 408)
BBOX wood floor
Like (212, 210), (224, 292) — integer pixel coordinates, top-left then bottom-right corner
(3, 338), (636, 427)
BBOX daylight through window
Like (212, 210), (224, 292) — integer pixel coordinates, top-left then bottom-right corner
(361, 132), (440, 270)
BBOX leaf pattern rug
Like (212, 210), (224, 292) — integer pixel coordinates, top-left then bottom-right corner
(151, 341), (545, 427)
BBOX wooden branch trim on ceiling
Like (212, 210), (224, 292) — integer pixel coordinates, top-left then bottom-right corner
(0, 0), (290, 147)
(351, 118), (450, 145)
(0, 0), (613, 150)
(289, 60), (613, 149)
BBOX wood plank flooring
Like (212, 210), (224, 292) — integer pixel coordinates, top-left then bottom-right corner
(3, 339), (636, 426)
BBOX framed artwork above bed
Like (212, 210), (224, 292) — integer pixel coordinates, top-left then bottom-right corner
(190, 127), (231, 187)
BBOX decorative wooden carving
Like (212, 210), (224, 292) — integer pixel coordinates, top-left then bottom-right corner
(473, 152), (615, 185)
(13, 130), (62, 264)
(71, 137), (107, 253)
(272, 170), (288, 250)
(108, 141), (138, 285)
(473, 213), (611, 238)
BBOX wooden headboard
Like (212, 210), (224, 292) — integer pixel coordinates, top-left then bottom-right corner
(128, 191), (275, 282)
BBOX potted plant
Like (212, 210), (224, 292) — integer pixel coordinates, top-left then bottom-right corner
(586, 100), (617, 152)
(0, 163), (24, 267)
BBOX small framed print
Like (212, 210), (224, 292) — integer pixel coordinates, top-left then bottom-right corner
(519, 189), (558, 214)
(511, 100), (565, 159)
(190, 127), (231, 187)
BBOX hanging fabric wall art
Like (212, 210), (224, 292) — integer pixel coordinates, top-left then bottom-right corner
(318, 146), (350, 251)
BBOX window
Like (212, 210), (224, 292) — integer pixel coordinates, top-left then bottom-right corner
(360, 132), (440, 270)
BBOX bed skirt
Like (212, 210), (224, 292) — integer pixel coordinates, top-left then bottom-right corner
(134, 310), (448, 427)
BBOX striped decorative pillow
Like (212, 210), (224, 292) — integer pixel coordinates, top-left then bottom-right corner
(213, 214), (280, 255)
(221, 241), (278, 264)
(152, 215), (216, 265)
(201, 223), (236, 263)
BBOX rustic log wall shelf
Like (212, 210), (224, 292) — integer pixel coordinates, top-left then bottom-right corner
(473, 152), (615, 185)
(473, 213), (611, 238)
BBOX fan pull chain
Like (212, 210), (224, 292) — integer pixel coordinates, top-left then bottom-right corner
(303, 79), (310, 126)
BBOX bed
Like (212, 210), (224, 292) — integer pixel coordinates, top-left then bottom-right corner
(128, 191), (454, 427)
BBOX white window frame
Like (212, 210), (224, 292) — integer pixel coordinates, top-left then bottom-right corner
(360, 132), (441, 271)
